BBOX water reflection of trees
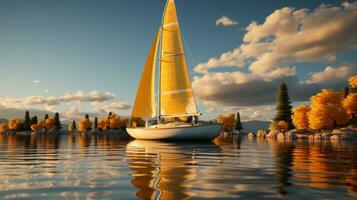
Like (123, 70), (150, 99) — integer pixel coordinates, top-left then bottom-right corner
(267, 139), (357, 197)
(0, 133), (61, 150)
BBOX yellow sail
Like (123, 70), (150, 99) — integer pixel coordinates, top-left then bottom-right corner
(131, 31), (160, 120)
(160, 0), (197, 116)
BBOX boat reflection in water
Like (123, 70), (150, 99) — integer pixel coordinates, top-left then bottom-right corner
(126, 140), (221, 199)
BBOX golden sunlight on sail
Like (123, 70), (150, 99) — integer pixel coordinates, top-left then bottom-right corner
(160, 0), (197, 115)
(131, 31), (160, 119)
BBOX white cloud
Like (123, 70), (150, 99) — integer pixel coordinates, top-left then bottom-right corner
(196, 2), (357, 77)
(192, 66), (350, 107)
(92, 101), (131, 115)
(304, 65), (357, 84)
(33, 80), (40, 84)
(192, 2), (357, 112)
(44, 89), (50, 93)
(0, 106), (53, 120)
(104, 102), (131, 111)
(216, 16), (238, 26)
(0, 90), (117, 108)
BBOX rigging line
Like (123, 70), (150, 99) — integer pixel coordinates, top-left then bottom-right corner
(180, 30), (197, 66)
(181, 30), (216, 119)
(179, 30), (201, 115)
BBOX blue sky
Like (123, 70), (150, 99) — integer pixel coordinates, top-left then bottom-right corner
(0, 0), (356, 121)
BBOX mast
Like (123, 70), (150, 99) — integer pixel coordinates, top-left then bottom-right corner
(157, 0), (171, 124)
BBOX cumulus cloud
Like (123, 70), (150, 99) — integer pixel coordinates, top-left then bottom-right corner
(0, 106), (54, 120)
(304, 65), (357, 84)
(192, 2), (357, 111)
(216, 16), (238, 26)
(196, 2), (357, 77)
(193, 69), (350, 107)
(92, 101), (131, 115)
(0, 90), (116, 108)
(104, 102), (131, 111)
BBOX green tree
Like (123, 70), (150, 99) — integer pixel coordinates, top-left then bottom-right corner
(274, 83), (293, 129)
(236, 112), (243, 132)
(94, 117), (98, 130)
(342, 86), (349, 98)
(24, 111), (31, 131)
(31, 116), (38, 125)
(44, 113), (49, 120)
(54, 112), (62, 130)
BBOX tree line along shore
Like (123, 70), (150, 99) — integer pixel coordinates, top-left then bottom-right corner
(0, 111), (144, 134)
(217, 75), (357, 141)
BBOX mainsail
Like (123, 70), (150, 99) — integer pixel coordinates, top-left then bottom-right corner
(159, 0), (198, 116)
(131, 31), (160, 120)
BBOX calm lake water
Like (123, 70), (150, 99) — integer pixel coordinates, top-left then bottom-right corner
(0, 133), (357, 199)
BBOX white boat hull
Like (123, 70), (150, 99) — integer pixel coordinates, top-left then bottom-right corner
(126, 124), (222, 140)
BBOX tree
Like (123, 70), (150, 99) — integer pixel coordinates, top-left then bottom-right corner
(217, 113), (236, 132)
(308, 89), (349, 130)
(45, 117), (56, 130)
(236, 112), (243, 132)
(110, 115), (121, 129)
(269, 123), (279, 131)
(44, 113), (49, 120)
(292, 104), (311, 129)
(31, 120), (45, 132)
(0, 124), (9, 133)
(94, 117), (98, 130)
(349, 75), (357, 94)
(269, 121), (288, 132)
(24, 111), (31, 131)
(342, 86), (350, 98)
(78, 116), (92, 132)
(274, 83), (293, 129)
(8, 119), (24, 131)
(54, 112), (62, 130)
(31, 116), (38, 125)
(108, 112), (113, 120)
(277, 121), (289, 132)
(343, 93), (357, 119)
(68, 120), (77, 132)
(98, 118), (110, 131)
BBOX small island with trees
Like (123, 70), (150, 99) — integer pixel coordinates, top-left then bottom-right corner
(248, 75), (357, 140)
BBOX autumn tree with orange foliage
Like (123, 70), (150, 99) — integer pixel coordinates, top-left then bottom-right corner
(98, 114), (127, 130)
(269, 120), (288, 132)
(308, 89), (349, 130)
(98, 118), (110, 131)
(217, 113), (237, 132)
(45, 118), (56, 130)
(349, 75), (357, 94)
(78, 116), (92, 133)
(343, 93), (357, 119)
(277, 120), (289, 132)
(31, 120), (46, 132)
(292, 104), (311, 129)
(8, 119), (24, 131)
(0, 124), (9, 133)
(109, 115), (121, 129)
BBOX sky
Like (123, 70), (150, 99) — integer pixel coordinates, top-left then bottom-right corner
(0, 0), (356, 122)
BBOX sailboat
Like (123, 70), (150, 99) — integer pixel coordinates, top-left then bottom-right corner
(126, 0), (222, 140)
